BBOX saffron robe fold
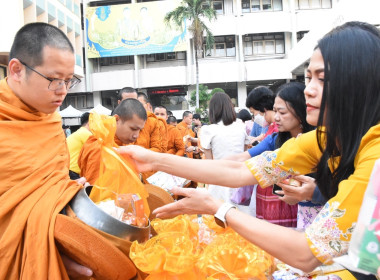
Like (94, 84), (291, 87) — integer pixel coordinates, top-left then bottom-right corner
(135, 111), (162, 182)
(135, 111), (161, 152)
(79, 135), (104, 185)
(0, 79), (82, 279)
(156, 116), (168, 153)
(167, 124), (185, 156)
(177, 121), (195, 158)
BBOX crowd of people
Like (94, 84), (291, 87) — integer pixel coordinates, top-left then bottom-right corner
(1, 20), (380, 279)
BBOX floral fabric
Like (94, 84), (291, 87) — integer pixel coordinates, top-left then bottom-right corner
(297, 202), (323, 230)
(244, 125), (380, 263)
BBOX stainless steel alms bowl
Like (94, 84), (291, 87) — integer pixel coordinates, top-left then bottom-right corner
(69, 185), (150, 243)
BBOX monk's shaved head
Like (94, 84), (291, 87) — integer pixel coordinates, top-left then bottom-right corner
(9, 22), (73, 68)
(182, 110), (192, 118)
(137, 93), (152, 112)
(113, 98), (147, 122)
(118, 87), (137, 101)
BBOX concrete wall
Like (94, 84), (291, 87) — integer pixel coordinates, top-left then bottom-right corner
(0, 0), (24, 55)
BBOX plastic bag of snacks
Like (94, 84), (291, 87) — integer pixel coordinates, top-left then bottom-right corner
(95, 193), (148, 228)
(335, 158), (380, 276)
(88, 112), (150, 217)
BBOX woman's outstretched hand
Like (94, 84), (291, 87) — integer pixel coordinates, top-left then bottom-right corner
(152, 187), (222, 219)
(115, 145), (157, 173)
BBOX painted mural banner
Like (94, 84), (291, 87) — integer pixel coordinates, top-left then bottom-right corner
(86, 0), (187, 58)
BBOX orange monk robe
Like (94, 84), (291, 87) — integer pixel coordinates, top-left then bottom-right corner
(78, 135), (124, 186)
(156, 117), (168, 153)
(176, 120), (195, 158)
(195, 126), (205, 159)
(134, 111), (161, 152)
(167, 124), (185, 156)
(134, 112), (162, 182)
(0, 79), (82, 279)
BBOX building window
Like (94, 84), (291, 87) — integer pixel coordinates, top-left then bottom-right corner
(243, 33), (284, 57)
(297, 31), (309, 41)
(242, 0), (282, 13)
(204, 36), (236, 58)
(99, 55), (134, 66)
(61, 92), (94, 110)
(101, 90), (118, 111)
(202, 0), (224, 15)
(146, 52), (186, 62)
(296, 0), (331, 9)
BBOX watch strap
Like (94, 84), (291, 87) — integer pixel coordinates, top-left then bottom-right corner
(214, 202), (236, 228)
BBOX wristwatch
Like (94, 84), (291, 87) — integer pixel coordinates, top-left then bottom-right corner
(214, 202), (236, 228)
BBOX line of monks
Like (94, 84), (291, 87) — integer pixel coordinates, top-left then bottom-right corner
(67, 86), (202, 187)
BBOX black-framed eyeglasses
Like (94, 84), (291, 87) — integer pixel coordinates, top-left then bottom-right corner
(19, 60), (81, 91)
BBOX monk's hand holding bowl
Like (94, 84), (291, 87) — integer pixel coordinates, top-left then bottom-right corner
(75, 177), (90, 187)
(61, 253), (93, 278)
(152, 187), (222, 219)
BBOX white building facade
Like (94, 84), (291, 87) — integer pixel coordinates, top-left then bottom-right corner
(0, 0), (84, 84)
(1, 0), (379, 119)
(80, 0), (340, 119)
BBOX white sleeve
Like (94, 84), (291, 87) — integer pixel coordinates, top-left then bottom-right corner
(199, 125), (213, 149)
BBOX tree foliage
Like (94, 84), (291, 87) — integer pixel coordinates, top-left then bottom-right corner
(210, 88), (225, 95)
(164, 0), (217, 108)
(189, 84), (224, 121)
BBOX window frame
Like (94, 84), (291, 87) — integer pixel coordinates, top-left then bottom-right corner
(61, 93), (93, 110)
(201, 0), (224, 15)
(242, 0), (283, 13)
(146, 51), (187, 62)
(99, 56), (134, 66)
(243, 32), (285, 58)
(296, 0), (332, 10)
(203, 35), (236, 58)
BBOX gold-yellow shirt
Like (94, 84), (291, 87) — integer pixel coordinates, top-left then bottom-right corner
(245, 124), (380, 264)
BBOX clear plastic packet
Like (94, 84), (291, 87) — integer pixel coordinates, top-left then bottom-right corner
(146, 171), (190, 191)
(116, 193), (148, 227)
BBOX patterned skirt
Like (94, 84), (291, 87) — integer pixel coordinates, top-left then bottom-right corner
(297, 201), (323, 230)
(256, 185), (298, 227)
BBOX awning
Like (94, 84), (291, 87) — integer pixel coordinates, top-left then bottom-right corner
(89, 104), (112, 116)
(59, 105), (83, 118)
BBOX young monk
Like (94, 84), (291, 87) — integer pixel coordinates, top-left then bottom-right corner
(0, 23), (92, 278)
(117, 22), (380, 279)
(154, 105), (185, 156)
(177, 111), (198, 158)
(117, 87), (163, 154)
(78, 98), (147, 186)
(135, 93), (163, 153)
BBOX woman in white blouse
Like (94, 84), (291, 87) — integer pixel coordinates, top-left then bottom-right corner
(199, 92), (250, 209)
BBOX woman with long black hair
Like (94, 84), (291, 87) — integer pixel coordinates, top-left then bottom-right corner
(117, 22), (380, 278)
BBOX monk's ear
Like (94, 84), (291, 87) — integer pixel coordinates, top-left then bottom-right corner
(114, 114), (120, 122)
(7, 59), (24, 82)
